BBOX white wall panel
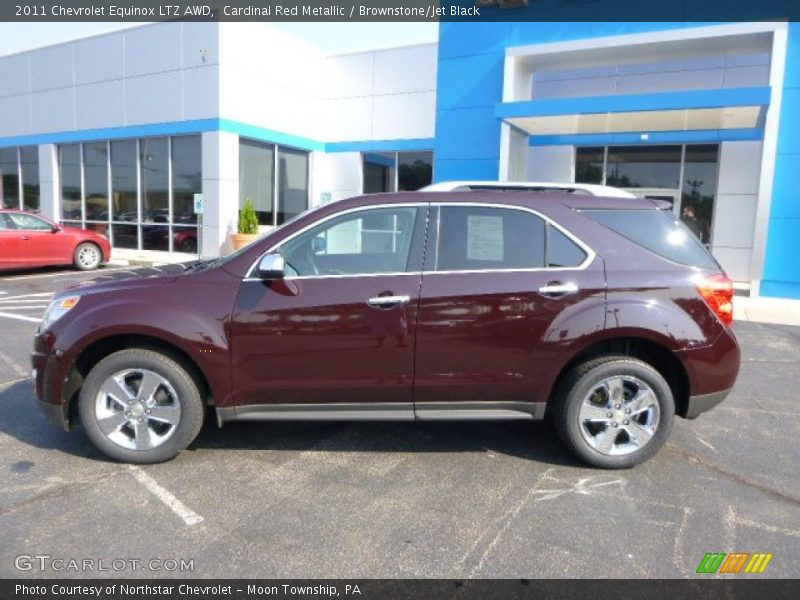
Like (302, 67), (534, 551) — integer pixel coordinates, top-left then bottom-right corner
(125, 23), (183, 77)
(29, 44), (74, 92)
(75, 80), (124, 129)
(182, 22), (219, 69)
(712, 194), (758, 248)
(184, 66), (219, 120)
(373, 44), (437, 95)
(717, 141), (763, 195)
(327, 97), (373, 141)
(126, 72), (183, 124)
(0, 53), (30, 98)
(325, 52), (374, 99)
(31, 88), (74, 133)
(0, 95), (30, 136)
(712, 247), (752, 281)
(527, 146), (574, 182)
(372, 92), (436, 140)
(74, 33), (125, 85)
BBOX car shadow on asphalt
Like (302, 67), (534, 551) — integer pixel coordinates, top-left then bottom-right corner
(0, 379), (581, 468)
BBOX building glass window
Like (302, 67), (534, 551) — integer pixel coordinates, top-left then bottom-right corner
(239, 139), (275, 226)
(20, 147), (39, 212)
(59, 144), (82, 223)
(172, 135), (201, 253)
(605, 145), (681, 189)
(575, 143), (721, 245)
(681, 145), (719, 245)
(0, 148), (20, 210)
(575, 147), (604, 184)
(277, 147), (309, 225)
(238, 138), (309, 227)
(110, 140), (138, 249)
(57, 135), (201, 252)
(362, 151), (433, 193)
(84, 142), (109, 235)
(363, 152), (396, 193)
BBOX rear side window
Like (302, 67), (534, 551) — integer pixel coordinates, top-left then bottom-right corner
(547, 226), (587, 268)
(583, 209), (718, 268)
(436, 206), (545, 271)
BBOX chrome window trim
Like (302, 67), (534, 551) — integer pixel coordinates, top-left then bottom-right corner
(245, 201), (597, 280)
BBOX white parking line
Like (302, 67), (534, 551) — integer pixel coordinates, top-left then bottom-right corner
(128, 466), (204, 526)
(0, 292), (53, 301)
(1, 268), (124, 282)
(0, 311), (40, 323)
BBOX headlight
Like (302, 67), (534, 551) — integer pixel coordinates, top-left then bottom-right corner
(41, 295), (81, 329)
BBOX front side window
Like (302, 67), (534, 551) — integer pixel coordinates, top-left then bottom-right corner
(8, 212), (52, 231)
(279, 206), (419, 277)
(435, 206), (546, 271)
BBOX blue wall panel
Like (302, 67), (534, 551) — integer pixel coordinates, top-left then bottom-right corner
(762, 22), (800, 298)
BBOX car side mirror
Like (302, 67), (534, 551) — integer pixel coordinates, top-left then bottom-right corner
(257, 253), (285, 279)
(52, 224), (62, 233)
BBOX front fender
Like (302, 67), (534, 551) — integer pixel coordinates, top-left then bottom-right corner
(51, 295), (233, 408)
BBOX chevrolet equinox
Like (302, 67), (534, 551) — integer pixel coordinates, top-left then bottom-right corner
(32, 192), (740, 468)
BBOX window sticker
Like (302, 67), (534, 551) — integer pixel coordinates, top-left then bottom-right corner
(467, 215), (504, 261)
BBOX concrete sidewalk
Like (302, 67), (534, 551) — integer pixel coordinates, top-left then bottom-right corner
(734, 295), (800, 327)
(107, 249), (800, 327)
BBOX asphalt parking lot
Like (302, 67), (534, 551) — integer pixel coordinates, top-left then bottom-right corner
(0, 266), (798, 579)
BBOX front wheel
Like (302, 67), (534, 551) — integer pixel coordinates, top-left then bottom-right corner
(553, 356), (674, 469)
(78, 349), (205, 463)
(74, 242), (102, 271)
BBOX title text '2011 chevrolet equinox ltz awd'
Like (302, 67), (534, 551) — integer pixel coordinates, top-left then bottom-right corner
(32, 192), (740, 468)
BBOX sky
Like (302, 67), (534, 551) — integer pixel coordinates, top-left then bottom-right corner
(0, 22), (439, 56)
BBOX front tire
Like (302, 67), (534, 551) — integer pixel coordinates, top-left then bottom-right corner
(78, 348), (205, 463)
(74, 242), (102, 271)
(553, 356), (674, 469)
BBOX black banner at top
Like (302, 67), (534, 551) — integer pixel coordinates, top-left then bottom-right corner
(3, 0), (800, 23)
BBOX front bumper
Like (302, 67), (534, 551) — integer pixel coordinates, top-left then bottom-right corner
(31, 332), (73, 431)
(684, 388), (731, 419)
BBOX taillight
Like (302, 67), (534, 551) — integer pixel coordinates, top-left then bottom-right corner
(696, 274), (734, 327)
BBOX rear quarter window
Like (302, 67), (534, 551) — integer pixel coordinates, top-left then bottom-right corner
(582, 208), (719, 268)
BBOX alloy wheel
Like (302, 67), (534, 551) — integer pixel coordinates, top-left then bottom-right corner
(94, 369), (181, 451)
(577, 375), (660, 456)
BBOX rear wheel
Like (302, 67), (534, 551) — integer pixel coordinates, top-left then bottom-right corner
(78, 348), (205, 463)
(74, 242), (102, 271)
(553, 356), (674, 469)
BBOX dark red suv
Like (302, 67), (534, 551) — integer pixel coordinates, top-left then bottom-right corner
(32, 192), (740, 468)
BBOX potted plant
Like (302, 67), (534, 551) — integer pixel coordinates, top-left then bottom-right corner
(231, 199), (260, 250)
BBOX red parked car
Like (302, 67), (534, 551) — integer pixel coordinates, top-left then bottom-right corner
(0, 210), (111, 272)
(32, 192), (740, 468)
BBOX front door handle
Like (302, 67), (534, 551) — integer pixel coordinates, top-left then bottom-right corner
(538, 282), (579, 297)
(20, 235), (30, 241)
(367, 295), (410, 308)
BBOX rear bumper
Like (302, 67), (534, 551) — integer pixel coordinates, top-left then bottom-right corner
(684, 388), (731, 419)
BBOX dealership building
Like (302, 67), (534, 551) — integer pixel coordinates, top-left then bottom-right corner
(0, 19), (798, 298)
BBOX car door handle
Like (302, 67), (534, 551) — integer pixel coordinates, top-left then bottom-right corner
(538, 282), (579, 296)
(20, 235), (30, 241)
(367, 295), (411, 308)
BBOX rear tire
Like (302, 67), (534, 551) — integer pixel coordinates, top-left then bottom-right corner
(74, 242), (102, 271)
(79, 348), (205, 463)
(553, 356), (674, 469)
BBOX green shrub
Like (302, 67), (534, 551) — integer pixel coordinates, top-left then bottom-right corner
(238, 199), (259, 235)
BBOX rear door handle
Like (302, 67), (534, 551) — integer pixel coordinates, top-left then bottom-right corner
(20, 236), (30, 241)
(367, 295), (410, 308)
(538, 282), (579, 297)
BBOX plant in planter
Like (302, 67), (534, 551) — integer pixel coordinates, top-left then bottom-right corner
(230, 199), (260, 250)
